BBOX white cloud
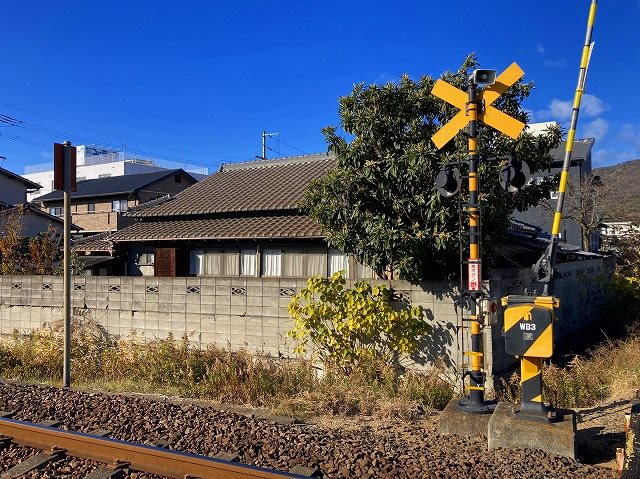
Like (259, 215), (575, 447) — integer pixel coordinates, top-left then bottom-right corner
(619, 123), (640, 149)
(538, 99), (572, 121)
(592, 123), (640, 166)
(592, 148), (638, 167)
(536, 43), (545, 54)
(581, 118), (609, 140)
(582, 94), (609, 117)
(537, 94), (609, 122)
(544, 58), (566, 67)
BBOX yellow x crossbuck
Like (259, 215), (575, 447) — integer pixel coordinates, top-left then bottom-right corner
(431, 63), (527, 149)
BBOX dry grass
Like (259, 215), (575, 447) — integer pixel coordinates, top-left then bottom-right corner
(0, 320), (455, 419)
(498, 331), (640, 409)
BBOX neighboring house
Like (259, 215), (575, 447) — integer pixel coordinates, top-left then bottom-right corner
(513, 138), (595, 248)
(0, 202), (66, 237)
(94, 148), (599, 279)
(0, 165), (42, 205)
(0, 166), (66, 236)
(32, 169), (198, 236)
(598, 221), (640, 250)
(23, 145), (208, 202)
(72, 232), (124, 276)
(108, 153), (377, 278)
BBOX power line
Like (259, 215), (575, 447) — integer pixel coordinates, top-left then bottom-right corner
(0, 114), (252, 170)
(0, 99), (248, 161)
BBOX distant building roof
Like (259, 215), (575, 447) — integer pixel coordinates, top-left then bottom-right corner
(73, 232), (114, 253)
(127, 153), (335, 218)
(32, 169), (195, 202)
(548, 138), (595, 165)
(0, 165), (42, 190)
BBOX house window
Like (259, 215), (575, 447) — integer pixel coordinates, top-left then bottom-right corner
(190, 249), (240, 276)
(261, 248), (326, 277)
(112, 199), (128, 212)
(550, 191), (559, 200)
(240, 249), (257, 276)
(87, 202), (96, 213)
(354, 262), (377, 279)
(261, 249), (282, 277)
(49, 206), (63, 217)
(328, 249), (349, 277)
(137, 252), (154, 265)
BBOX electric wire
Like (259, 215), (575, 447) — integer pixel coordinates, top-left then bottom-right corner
(0, 99), (246, 161)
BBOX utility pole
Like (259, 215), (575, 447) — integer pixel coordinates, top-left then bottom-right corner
(54, 141), (76, 388)
(261, 130), (279, 160)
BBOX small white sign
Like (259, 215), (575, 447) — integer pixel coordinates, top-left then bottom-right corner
(468, 262), (481, 291)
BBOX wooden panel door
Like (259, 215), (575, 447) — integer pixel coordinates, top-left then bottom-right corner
(154, 247), (176, 277)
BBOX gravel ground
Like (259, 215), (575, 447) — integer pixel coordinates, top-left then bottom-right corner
(0, 382), (620, 479)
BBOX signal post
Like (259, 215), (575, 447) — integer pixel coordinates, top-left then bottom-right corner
(433, 65), (525, 433)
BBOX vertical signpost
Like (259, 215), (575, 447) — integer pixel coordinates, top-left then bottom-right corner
(431, 64), (525, 414)
(54, 141), (76, 388)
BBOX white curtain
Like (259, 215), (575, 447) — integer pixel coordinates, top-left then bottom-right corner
(305, 250), (326, 277)
(355, 261), (376, 279)
(221, 251), (239, 275)
(328, 249), (349, 277)
(203, 251), (221, 275)
(262, 249), (281, 276)
(190, 250), (204, 275)
(240, 249), (257, 276)
(282, 249), (303, 277)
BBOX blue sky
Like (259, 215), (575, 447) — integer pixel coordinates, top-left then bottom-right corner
(0, 1), (638, 175)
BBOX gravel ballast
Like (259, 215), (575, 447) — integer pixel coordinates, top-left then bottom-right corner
(0, 382), (618, 479)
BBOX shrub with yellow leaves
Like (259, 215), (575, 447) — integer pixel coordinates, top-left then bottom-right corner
(287, 271), (430, 369)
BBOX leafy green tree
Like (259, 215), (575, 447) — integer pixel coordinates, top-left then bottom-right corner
(288, 272), (429, 368)
(303, 54), (561, 282)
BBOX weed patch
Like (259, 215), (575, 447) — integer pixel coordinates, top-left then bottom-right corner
(0, 322), (454, 419)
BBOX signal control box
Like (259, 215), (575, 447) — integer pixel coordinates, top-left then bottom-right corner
(501, 295), (559, 359)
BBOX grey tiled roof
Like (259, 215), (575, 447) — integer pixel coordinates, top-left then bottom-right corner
(549, 138), (594, 164)
(110, 215), (324, 242)
(73, 232), (113, 253)
(127, 153), (335, 218)
(32, 169), (194, 202)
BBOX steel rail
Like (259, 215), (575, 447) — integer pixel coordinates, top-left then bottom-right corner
(0, 417), (310, 479)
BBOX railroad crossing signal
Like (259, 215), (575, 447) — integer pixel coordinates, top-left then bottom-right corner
(431, 62), (527, 149)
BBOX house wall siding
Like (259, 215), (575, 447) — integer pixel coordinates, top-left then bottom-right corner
(0, 176), (29, 205)
(0, 256), (613, 382)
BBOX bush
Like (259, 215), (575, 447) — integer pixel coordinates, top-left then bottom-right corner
(287, 272), (430, 369)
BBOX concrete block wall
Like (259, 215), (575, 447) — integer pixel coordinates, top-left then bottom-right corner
(487, 256), (615, 377)
(0, 275), (464, 370)
(0, 256), (613, 379)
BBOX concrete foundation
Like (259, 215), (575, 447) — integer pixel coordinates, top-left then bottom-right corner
(488, 402), (576, 459)
(439, 398), (493, 437)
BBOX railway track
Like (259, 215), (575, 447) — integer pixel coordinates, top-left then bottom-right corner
(0, 413), (315, 479)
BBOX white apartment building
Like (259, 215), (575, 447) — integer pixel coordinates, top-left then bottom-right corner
(24, 146), (207, 202)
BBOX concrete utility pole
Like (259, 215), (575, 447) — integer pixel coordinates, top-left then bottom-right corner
(261, 130), (279, 160)
(62, 141), (72, 388)
(54, 141), (76, 388)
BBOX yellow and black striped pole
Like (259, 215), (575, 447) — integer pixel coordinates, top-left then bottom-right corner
(543, 0), (597, 297)
(457, 80), (493, 414)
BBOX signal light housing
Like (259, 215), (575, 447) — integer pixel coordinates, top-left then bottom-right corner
(436, 165), (460, 197)
(498, 155), (530, 192)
